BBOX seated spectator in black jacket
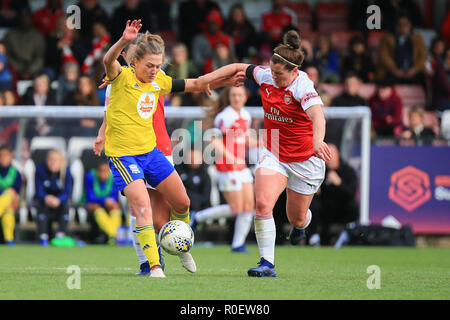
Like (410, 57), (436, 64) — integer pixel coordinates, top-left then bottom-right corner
(309, 144), (358, 245)
(34, 150), (73, 246)
(22, 73), (58, 138)
(331, 72), (367, 107)
(341, 36), (374, 83)
(327, 72), (366, 148)
(175, 148), (211, 212)
(400, 107), (435, 144)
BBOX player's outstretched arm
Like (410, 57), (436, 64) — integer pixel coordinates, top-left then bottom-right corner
(306, 104), (331, 161)
(103, 19), (142, 81)
(197, 63), (250, 89)
(184, 71), (246, 94)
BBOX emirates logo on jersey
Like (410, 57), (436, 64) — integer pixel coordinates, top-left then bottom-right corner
(284, 93), (292, 104)
(137, 92), (156, 119)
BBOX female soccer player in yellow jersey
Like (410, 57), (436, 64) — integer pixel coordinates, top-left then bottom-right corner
(96, 33), (243, 275)
(103, 20), (241, 277)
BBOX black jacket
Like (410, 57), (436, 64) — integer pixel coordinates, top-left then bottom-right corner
(175, 163), (211, 212)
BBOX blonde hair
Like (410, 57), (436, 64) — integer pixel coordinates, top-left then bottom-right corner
(47, 150), (67, 186)
(133, 31), (166, 64)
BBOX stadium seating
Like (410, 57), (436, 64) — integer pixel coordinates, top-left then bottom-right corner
(394, 84), (426, 109)
(285, 1), (313, 31)
(330, 30), (364, 55)
(299, 30), (319, 46)
(316, 2), (349, 32)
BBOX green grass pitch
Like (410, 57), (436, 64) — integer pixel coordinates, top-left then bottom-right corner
(1, 245), (449, 300)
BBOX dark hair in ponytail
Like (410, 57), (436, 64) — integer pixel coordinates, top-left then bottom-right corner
(271, 30), (304, 71)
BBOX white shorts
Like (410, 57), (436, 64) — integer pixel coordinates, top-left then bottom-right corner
(217, 168), (254, 192)
(146, 155), (174, 189)
(255, 147), (325, 195)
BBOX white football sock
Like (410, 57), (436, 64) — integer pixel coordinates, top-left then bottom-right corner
(254, 216), (276, 265)
(231, 211), (254, 248)
(129, 215), (148, 264)
(194, 204), (233, 223)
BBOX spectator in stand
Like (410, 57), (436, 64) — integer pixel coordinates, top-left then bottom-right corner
(84, 159), (121, 245)
(81, 21), (110, 75)
(341, 36), (374, 83)
(0, 0), (30, 27)
(309, 144), (358, 246)
(441, 11), (450, 47)
(261, 0), (296, 47)
(430, 46), (450, 112)
(212, 42), (237, 72)
(175, 147), (211, 212)
(304, 64), (330, 107)
(331, 72), (366, 107)
(369, 79), (403, 137)
(0, 53), (13, 91)
(348, 0), (371, 34)
(425, 37), (446, 77)
(192, 9), (235, 74)
(164, 43), (199, 107)
(142, 0), (172, 31)
(110, 0), (152, 42)
(32, 0), (64, 36)
(400, 107), (435, 144)
(326, 72), (366, 148)
(376, 13), (427, 87)
(22, 73), (58, 138)
(223, 3), (258, 61)
(300, 38), (314, 67)
(34, 150), (73, 247)
(2, 89), (15, 106)
(56, 63), (79, 105)
(44, 16), (90, 80)
(313, 34), (340, 83)
(3, 8), (45, 80)
(165, 43), (199, 80)
(178, 0), (221, 51)
(0, 144), (21, 245)
(377, 0), (423, 32)
(77, 0), (109, 40)
(63, 75), (100, 136)
(22, 73), (57, 107)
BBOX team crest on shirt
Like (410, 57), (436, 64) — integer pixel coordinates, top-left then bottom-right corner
(137, 92), (156, 119)
(284, 93), (292, 104)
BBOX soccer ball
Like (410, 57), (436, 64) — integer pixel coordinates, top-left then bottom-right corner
(158, 220), (194, 255)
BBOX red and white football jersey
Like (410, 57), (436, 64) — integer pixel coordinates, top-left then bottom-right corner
(252, 66), (323, 163)
(214, 106), (252, 172)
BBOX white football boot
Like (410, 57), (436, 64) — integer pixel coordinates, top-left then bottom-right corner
(149, 266), (166, 278)
(179, 252), (197, 273)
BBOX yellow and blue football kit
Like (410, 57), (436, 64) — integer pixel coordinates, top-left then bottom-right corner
(104, 65), (187, 268)
(105, 66), (184, 192)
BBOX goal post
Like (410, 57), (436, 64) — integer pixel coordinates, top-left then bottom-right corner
(0, 105), (371, 225)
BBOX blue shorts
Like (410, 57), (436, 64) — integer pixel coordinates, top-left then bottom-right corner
(108, 147), (175, 193)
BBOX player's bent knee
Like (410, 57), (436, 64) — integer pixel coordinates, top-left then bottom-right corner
(255, 197), (274, 216)
(173, 196), (190, 213)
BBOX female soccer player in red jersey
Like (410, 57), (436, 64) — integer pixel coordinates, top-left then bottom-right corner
(191, 86), (255, 253)
(198, 30), (331, 277)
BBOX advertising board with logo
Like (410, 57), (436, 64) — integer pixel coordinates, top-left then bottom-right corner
(370, 145), (450, 234)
